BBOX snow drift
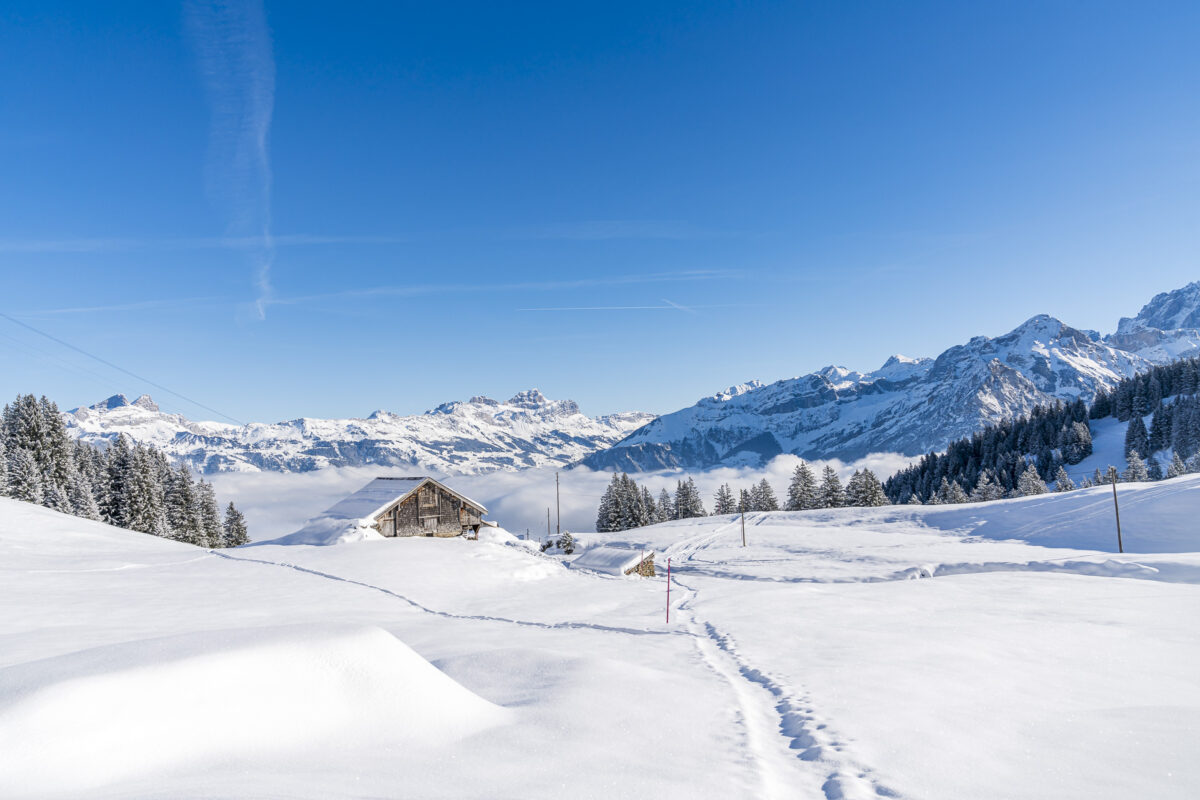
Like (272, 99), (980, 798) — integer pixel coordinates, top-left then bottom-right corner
(0, 624), (509, 795)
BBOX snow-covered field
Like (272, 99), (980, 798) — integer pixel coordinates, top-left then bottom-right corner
(2, 476), (1199, 798)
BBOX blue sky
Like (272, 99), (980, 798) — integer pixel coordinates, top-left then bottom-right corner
(2, 1), (1199, 422)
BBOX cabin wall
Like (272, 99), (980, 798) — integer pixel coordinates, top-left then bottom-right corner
(375, 483), (485, 538)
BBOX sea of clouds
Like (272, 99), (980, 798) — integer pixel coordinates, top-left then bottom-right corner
(210, 453), (916, 544)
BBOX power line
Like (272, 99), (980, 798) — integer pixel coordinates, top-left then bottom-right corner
(0, 311), (245, 425)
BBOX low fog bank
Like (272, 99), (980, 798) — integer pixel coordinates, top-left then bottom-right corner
(210, 453), (916, 543)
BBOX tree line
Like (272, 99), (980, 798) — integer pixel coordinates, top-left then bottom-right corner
(1, 393), (248, 547)
(595, 461), (889, 533)
(884, 356), (1200, 504)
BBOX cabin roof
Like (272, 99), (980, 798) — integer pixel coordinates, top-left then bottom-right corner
(569, 545), (656, 576)
(320, 476), (488, 523)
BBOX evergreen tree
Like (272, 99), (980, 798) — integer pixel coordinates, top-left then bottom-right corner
(674, 477), (706, 519)
(658, 488), (674, 522)
(101, 434), (134, 527)
(754, 478), (779, 511)
(944, 480), (968, 504)
(7, 448), (43, 503)
(970, 470), (1003, 502)
(1052, 465), (1075, 492)
(124, 445), (169, 537)
(1167, 452), (1187, 479)
(222, 502), (249, 547)
(595, 474), (620, 532)
(1016, 464), (1048, 495)
(906, 492), (922, 505)
(641, 487), (660, 524)
(1123, 450), (1149, 482)
(66, 470), (101, 520)
(712, 483), (736, 515)
(817, 466), (844, 508)
(1147, 456), (1164, 481)
(1148, 407), (1170, 453)
(738, 488), (751, 513)
(785, 462), (817, 511)
(164, 463), (203, 543)
(0, 436), (7, 495)
(1124, 415), (1150, 459)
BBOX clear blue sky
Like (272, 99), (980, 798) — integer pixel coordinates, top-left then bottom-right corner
(2, 1), (1198, 422)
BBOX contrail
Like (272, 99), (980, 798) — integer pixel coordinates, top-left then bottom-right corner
(186, 0), (276, 318)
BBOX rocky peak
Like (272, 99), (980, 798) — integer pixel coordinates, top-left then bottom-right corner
(1117, 280), (1200, 334)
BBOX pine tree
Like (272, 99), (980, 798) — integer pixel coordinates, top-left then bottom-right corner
(596, 474), (620, 532)
(944, 480), (968, 504)
(7, 448), (43, 503)
(754, 478), (779, 511)
(641, 486), (659, 524)
(906, 492), (922, 505)
(101, 434), (134, 527)
(1016, 464), (1048, 495)
(658, 488), (674, 522)
(1123, 450), (1149, 482)
(66, 470), (101, 520)
(1124, 415), (1150, 459)
(738, 488), (751, 513)
(221, 501), (250, 547)
(1053, 465), (1075, 492)
(0, 436), (7, 495)
(713, 483), (736, 515)
(970, 470), (1003, 502)
(124, 445), (169, 537)
(164, 463), (203, 543)
(674, 477), (706, 519)
(817, 466), (843, 508)
(1148, 456), (1164, 481)
(785, 462), (817, 511)
(1167, 452), (1187, 478)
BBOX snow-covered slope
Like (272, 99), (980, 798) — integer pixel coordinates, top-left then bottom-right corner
(3, 482), (1199, 798)
(583, 283), (1200, 470)
(65, 390), (654, 475)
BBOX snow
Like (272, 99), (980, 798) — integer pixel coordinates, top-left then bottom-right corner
(2, 472), (1199, 798)
(63, 390), (655, 475)
(569, 545), (656, 575)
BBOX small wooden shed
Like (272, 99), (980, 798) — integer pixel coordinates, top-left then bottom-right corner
(322, 476), (489, 538)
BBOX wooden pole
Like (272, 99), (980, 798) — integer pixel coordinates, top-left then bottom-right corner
(741, 511), (747, 547)
(666, 557), (671, 623)
(1109, 467), (1124, 554)
(556, 472), (561, 538)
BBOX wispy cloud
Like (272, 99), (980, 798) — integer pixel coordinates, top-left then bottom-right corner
(267, 269), (741, 308)
(14, 297), (228, 316)
(186, 0), (275, 318)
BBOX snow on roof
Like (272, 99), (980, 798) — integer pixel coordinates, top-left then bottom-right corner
(569, 545), (656, 576)
(273, 476), (487, 546)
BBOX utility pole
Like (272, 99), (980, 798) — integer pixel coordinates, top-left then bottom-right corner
(555, 471), (561, 538)
(741, 510), (747, 547)
(1109, 466), (1124, 553)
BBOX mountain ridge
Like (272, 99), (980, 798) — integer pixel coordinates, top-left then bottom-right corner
(578, 284), (1200, 471)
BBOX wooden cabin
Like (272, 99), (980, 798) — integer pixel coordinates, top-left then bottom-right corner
(321, 476), (489, 538)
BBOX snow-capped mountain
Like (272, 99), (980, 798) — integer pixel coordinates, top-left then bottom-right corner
(580, 283), (1200, 471)
(65, 390), (654, 475)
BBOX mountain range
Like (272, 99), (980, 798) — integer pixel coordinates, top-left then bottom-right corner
(579, 281), (1200, 471)
(64, 390), (653, 475)
(65, 281), (1200, 475)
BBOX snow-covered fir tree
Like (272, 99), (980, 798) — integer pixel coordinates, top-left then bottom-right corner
(1123, 450), (1149, 482)
(750, 478), (779, 511)
(674, 477), (706, 519)
(844, 469), (888, 507)
(1147, 456), (1165, 481)
(1167, 452), (1187, 478)
(817, 466), (844, 508)
(738, 488), (751, 513)
(1016, 464), (1048, 495)
(7, 448), (43, 504)
(658, 488), (674, 522)
(712, 483), (736, 515)
(785, 462), (817, 510)
(223, 502), (249, 547)
(1124, 415), (1150, 459)
(1053, 465), (1075, 492)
